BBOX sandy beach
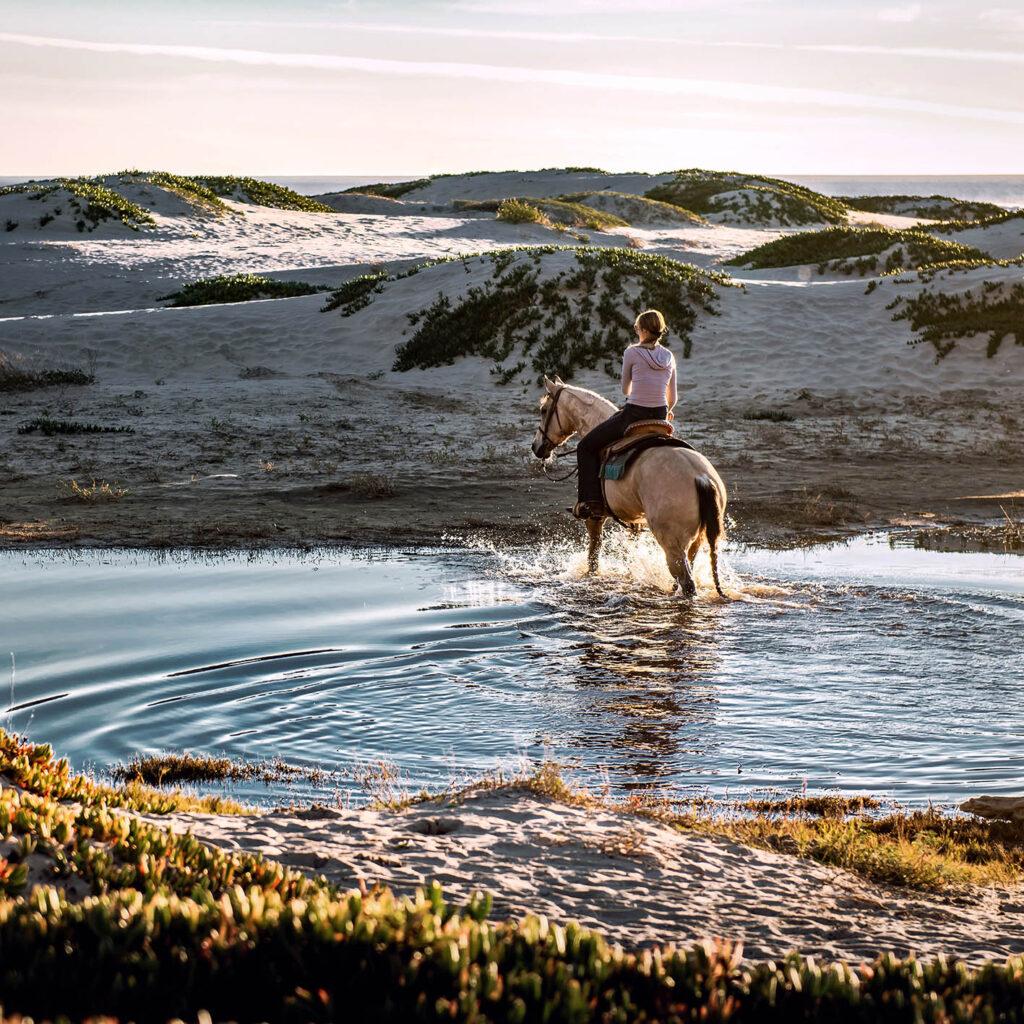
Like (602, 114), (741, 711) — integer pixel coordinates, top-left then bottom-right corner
(2, 169), (1022, 551)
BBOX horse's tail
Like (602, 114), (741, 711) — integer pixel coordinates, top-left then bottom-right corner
(695, 474), (726, 598)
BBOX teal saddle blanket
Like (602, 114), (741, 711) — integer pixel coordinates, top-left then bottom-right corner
(601, 435), (698, 481)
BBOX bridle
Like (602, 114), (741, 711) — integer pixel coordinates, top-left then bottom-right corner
(537, 387), (579, 480)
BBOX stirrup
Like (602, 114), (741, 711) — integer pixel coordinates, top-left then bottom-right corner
(571, 500), (606, 520)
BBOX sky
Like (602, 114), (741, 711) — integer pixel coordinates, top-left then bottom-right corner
(2, 0), (1023, 176)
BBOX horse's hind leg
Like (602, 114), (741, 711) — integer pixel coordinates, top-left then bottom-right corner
(668, 552), (697, 598)
(585, 517), (606, 574)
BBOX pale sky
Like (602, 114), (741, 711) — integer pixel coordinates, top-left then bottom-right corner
(2, 0), (1023, 176)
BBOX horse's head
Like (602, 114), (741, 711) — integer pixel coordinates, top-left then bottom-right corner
(531, 375), (574, 459)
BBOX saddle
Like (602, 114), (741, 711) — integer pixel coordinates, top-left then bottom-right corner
(600, 420), (697, 482)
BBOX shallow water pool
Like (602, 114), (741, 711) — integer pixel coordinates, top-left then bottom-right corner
(1, 534), (1021, 807)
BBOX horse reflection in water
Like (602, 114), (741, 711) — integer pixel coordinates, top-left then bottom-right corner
(553, 587), (724, 787)
(532, 377), (728, 598)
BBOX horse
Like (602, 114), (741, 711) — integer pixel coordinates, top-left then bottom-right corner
(531, 375), (728, 598)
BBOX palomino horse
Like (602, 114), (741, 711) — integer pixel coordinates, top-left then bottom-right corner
(531, 376), (727, 597)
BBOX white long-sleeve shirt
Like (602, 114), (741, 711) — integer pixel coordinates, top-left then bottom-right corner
(621, 343), (677, 409)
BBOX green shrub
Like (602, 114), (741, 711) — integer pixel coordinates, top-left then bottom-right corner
(136, 171), (232, 215)
(391, 246), (734, 381)
(496, 197), (549, 224)
(160, 273), (332, 306)
(891, 280), (1024, 360)
(646, 169), (849, 226)
(725, 227), (987, 274)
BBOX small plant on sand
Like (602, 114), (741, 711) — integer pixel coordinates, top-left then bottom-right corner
(320, 270), (389, 315)
(159, 273), (331, 307)
(18, 417), (133, 436)
(348, 472), (396, 498)
(0, 357), (94, 392)
(112, 751), (331, 787)
(496, 197), (550, 225)
(743, 408), (794, 423)
(57, 479), (130, 503)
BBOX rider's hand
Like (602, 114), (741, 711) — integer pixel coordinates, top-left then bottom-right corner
(667, 411), (674, 421)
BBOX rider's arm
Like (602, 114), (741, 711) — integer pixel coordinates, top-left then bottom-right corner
(666, 363), (677, 409)
(621, 349), (633, 397)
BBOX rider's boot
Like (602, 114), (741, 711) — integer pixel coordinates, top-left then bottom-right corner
(571, 500), (606, 520)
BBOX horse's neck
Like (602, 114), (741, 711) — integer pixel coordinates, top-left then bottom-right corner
(565, 389), (616, 436)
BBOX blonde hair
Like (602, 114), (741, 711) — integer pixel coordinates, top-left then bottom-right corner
(634, 309), (667, 343)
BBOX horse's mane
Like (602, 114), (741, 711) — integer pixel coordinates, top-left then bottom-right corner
(541, 382), (613, 410)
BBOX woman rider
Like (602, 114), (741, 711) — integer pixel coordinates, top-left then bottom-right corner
(572, 309), (677, 520)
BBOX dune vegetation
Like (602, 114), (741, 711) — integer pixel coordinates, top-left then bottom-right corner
(4, 732), (1024, 1021)
(557, 190), (706, 225)
(840, 194), (1007, 222)
(0, 177), (156, 231)
(453, 196), (628, 231)
(646, 169), (849, 226)
(889, 280), (1024, 361)
(725, 227), (987, 275)
(159, 273), (332, 307)
(385, 246), (734, 381)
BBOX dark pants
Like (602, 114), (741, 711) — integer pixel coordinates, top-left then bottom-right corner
(576, 403), (668, 502)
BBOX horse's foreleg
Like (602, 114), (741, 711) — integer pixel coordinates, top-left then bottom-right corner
(585, 517), (606, 574)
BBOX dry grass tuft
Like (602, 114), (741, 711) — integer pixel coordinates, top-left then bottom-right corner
(57, 479), (130, 503)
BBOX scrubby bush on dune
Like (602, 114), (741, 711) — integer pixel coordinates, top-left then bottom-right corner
(726, 227), (987, 274)
(4, 732), (1024, 1022)
(495, 197), (550, 225)
(646, 169), (849, 227)
(890, 280), (1024, 361)
(160, 273), (332, 306)
(390, 246), (735, 381)
(118, 169), (233, 215)
(0, 178), (156, 231)
(841, 193), (1007, 222)
(925, 209), (1024, 235)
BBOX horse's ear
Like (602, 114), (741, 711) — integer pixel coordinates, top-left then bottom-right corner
(553, 375), (564, 385)
(544, 376), (557, 393)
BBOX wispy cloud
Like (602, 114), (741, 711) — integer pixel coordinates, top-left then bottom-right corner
(202, 19), (1024, 63)
(878, 3), (923, 22)
(3, 31), (1022, 125)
